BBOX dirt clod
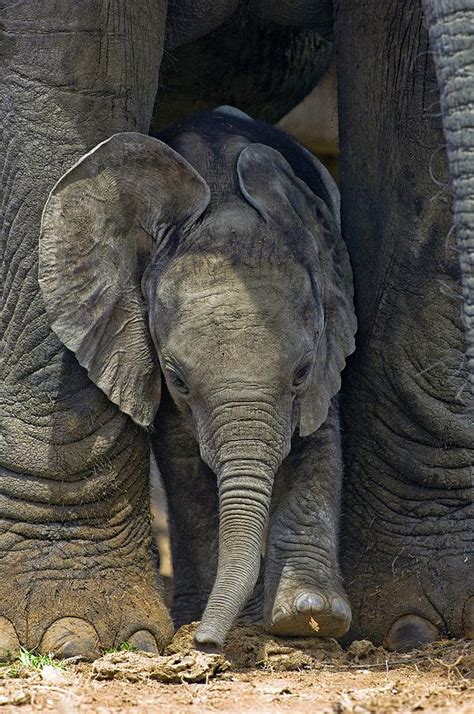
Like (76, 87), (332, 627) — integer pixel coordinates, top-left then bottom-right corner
(168, 622), (344, 671)
(0, 689), (30, 706)
(92, 648), (229, 684)
(347, 640), (376, 661)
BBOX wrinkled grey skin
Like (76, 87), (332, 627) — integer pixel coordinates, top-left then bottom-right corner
(3, 0), (474, 660)
(337, 0), (474, 651)
(160, 0), (474, 652)
(0, 1), (334, 660)
(39, 108), (357, 649)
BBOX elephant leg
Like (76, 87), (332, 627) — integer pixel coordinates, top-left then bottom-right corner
(0, 1), (172, 658)
(337, 0), (473, 650)
(151, 393), (219, 627)
(263, 402), (351, 638)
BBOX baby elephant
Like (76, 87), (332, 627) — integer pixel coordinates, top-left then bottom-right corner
(39, 107), (357, 650)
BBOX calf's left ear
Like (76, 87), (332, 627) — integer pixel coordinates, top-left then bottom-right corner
(237, 143), (357, 436)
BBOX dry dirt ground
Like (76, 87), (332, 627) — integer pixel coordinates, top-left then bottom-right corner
(0, 625), (471, 714)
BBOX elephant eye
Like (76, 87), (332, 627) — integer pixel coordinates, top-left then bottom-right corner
(294, 363), (312, 387)
(167, 369), (189, 395)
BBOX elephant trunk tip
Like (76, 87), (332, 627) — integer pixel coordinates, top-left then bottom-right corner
(194, 624), (226, 653)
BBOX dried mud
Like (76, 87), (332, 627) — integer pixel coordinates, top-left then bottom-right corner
(0, 625), (471, 713)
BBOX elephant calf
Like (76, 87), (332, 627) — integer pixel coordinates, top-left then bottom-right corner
(39, 107), (357, 649)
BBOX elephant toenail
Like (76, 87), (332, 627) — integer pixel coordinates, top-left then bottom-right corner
(331, 596), (351, 621)
(385, 614), (439, 652)
(40, 617), (100, 661)
(0, 617), (20, 662)
(462, 596), (473, 640)
(294, 592), (326, 613)
(270, 607), (286, 624)
(128, 630), (159, 654)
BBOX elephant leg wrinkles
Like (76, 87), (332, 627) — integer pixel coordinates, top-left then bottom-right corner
(0, 0), (171, 657)
(338, 0), (473, 649)
(264, 401), (351, 639)
(152, 392), (220, 628)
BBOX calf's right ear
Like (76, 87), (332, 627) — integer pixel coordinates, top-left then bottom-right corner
(39, 133), (210, 426)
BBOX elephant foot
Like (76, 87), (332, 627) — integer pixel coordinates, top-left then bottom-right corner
(0, 559), (173, 661)
(267, 587), (352, 638)
(341, 539), (473, 651)
(128, 629), (160, 654)
(40, 618), (101, 660)
(39, 619), (160, 659)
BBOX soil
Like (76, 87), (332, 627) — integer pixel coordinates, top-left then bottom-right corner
(0, 625), (471, 713)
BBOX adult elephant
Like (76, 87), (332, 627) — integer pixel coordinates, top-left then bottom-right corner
(0, 1), (333, 659)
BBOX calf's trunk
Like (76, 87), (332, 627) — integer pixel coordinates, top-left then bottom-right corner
(194, 400), (289, 649)
(194, 460), (274, 648)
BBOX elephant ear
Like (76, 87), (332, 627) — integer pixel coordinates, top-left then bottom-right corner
(237, 143), (356, 436)
(39, 133), (210, 426)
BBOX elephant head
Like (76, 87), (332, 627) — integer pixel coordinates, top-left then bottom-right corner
(39, 132), (356, 648)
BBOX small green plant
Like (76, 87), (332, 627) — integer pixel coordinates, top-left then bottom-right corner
(17, 647), (65, 670)
(106, 642), (138, 654)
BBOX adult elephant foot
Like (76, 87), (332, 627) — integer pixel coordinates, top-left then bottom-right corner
(341, 542), (472, 651)
(0, 556), (172, 660)
(40, 619), (101, 660)
(339, 298), (472, 651)
(340, 330), (472, 651)
(0, 406), (173, 660)
(0, 618), (20, 662)
(385, 616), (440, 653)
(267, 585), (351, 638)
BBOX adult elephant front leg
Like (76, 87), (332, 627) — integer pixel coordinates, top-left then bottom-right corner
(0, 1), (172, 658)
(337, 0), (473, 649)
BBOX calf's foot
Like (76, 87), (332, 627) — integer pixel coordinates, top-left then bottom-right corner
(264, 407), (350, 639)
(268, 584), (351, 638)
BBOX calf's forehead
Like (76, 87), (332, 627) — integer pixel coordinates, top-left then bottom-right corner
(155, 254), (314, 319)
